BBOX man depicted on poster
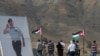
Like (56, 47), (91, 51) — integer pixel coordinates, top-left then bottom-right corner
(3, 18), (25, 56)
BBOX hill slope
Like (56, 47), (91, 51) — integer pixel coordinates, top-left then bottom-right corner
(0, 0), (100, 42)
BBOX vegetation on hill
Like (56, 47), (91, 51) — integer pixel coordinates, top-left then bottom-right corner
(0, 0), (100, 42)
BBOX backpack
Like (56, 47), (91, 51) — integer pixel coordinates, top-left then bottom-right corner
(37, 43), (43, 50)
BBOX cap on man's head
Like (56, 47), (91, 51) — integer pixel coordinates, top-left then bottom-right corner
(8, 18), (12, 23)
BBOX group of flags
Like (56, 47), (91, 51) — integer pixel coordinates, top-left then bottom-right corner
(32, 27), (85, 40)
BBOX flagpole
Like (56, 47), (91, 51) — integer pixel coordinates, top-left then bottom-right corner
(79, 0), (85, 54)
(83, 30), (85, 54)
(41, 34), (43, 43)
(83, 34), (84, 54)
(40, 27), (43, 43)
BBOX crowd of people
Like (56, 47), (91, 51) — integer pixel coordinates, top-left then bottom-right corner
(36, 39), (97, 56)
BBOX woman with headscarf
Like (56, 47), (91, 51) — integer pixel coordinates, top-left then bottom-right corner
(56, 42), (64, 56)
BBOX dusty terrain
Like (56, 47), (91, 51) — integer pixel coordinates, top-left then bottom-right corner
(0, 0), (100, 56)
(0, 0), (100, 42)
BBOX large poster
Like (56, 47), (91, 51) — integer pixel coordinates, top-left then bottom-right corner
(0, 16), (33, 56)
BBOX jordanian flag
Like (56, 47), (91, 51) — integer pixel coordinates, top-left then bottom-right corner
(32, 27), (42, 35)
(72, 30), (84, 40)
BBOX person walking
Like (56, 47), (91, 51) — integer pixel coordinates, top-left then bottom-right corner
(36, 39), (43, 56)
(91, 40), (97, 56)
(56, 42), (64, 56)
(75, 40), (80, 56)
(67, 40), (76, 56)
(48, 40), (54, 56)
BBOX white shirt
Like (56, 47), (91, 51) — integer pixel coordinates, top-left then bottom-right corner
(7, 27), (22, 41)
(67, 43), (76, 52)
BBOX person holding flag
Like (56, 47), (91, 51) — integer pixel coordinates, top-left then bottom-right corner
(72, 30), (85, 54)
(36, 39), (43, 56)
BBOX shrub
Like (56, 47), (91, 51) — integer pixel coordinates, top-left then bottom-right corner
(42, 37), (48, 44)
(87, 41), (91, 48)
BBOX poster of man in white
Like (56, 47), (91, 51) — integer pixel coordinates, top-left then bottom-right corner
(0, 16), (33, 56)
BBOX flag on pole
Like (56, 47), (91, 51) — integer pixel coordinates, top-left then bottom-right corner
(32, 27), (42, 35)
(79, 30), (84, 37)
(72, 30), (84, 40)
(72, 33), (80, 40)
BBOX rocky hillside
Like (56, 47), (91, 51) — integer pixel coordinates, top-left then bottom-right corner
(0, 0), (100, 42)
